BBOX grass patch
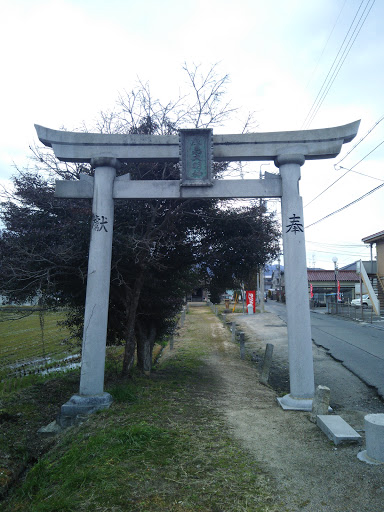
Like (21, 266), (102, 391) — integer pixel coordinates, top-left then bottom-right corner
(3, 308), (279, 511)
(0, 309), (79, 386)
(0, 309), (76, 366)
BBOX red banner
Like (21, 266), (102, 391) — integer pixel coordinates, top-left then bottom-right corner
(310, 283), (313, 298)
(337, 280), (341, 301)
(246, 290), (256, 313)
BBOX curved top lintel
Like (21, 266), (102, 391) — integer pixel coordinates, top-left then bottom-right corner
(34, 120), (361, 164)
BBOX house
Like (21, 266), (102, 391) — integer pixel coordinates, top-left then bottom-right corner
(186, 286), (209, 302)
(307, 269), (359, 306)
(270, 267), (285, 302)
(361, 230), (384, 312)
(269, 266), (361, 306)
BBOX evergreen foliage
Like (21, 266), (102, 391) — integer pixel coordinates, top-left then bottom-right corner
(0, 64), (280, 375)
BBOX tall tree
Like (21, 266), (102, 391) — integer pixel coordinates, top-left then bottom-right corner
(0, 64), (280, 376)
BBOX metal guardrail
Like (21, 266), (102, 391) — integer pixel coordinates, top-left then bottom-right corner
(326, 302), (382, 323)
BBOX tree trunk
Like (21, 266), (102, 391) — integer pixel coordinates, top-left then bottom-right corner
(121, 268), (145, 376)
(136, 322), (157, 375)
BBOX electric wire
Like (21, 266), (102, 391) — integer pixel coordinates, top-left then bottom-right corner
(304, 137), (384, 208)
(305, 180), (384, 228)
(341, 166), (384, 182)
(305, 0), (374, 127)
(304, 167), (351, 208)
(307, 248), (369, 257)
(302, 0), (366, 128)
(335, 114), (384, 167)
(341, 138), (384, 170)
(303, 0), (347, 93)
(306, 240), (368, 248)
(302, 0), (375, 129)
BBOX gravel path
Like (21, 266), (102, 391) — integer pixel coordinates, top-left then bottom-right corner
(187, 304), (384, 512)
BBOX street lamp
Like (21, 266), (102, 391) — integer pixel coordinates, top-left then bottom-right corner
(332, 257), (338, 314)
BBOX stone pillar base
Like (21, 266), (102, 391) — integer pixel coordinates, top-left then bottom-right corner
(277, 394), (313, 411)
(58, 393), (113, 428)
(357, 451), (384, 465)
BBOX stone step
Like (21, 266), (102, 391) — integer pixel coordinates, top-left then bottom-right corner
(317, 415), (362, 445)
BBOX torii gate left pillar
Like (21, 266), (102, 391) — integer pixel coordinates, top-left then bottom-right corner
(60, 159), (117, 425)
(35, 121), (359, 425)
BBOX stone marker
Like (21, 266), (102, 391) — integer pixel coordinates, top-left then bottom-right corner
(260, 343), (274, 385)
(239, 332), (245, 360)
(317, 415), (361, 445)
(231, 322), (236, 343)
(358, 413), (384, 464)
(247, 303), (254, 315)
(309, 385), (330, 423)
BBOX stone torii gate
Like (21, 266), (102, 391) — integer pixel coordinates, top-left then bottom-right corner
(35, 121), (359, 425)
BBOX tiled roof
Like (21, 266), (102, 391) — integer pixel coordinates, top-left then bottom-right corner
(362, 229), (384, 244)
(307, 270), (359, 282)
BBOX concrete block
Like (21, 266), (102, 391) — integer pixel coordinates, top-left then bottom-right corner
(317, 415), (362, 445)
(38, 420), (63, 436)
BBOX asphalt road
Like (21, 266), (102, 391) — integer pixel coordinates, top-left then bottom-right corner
(266, 300), (384, 399)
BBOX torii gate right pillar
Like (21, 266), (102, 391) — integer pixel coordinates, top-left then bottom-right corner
(276, 153), (315, 410)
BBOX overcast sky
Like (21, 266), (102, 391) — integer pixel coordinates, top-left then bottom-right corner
(1, 0), (383, 269)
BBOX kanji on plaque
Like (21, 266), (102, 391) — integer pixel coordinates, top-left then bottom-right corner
(180, 128), (213, 186)
(286, 214), (303, 234)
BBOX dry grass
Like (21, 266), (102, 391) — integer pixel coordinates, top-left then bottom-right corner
(2, 307), (279, 511)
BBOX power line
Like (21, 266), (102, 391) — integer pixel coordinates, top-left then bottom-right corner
(341, 167), (384, 182)
(304, 138), (384, 208)
(305, 0), (374, 127)
(334, 114), (384, 167)
(307, 248), (369, 257)
(305, 181), (384, 228)
(341, 138), (384, 170)
(303, 0), (347, 92)
(304, 167), (351, 208)
(302, 0), (375, 129)
(302, 0), (365, 128)
(306, 240), (368, 248)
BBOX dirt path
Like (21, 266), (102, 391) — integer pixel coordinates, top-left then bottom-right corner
(178, 305), (384, 512)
